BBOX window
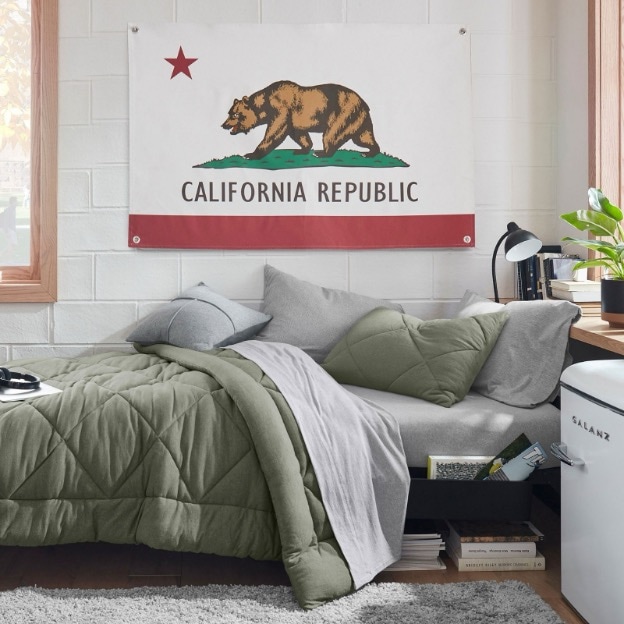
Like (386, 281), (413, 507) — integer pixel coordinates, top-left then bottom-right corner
(0, 0), (57, 302)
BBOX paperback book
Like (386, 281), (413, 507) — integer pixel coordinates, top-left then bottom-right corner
(484, 442), (547, 481)
(445, 521), (537, 558)
(445, 519), (544, 543)
(385, 532), (446, 571)
(448, 541), (537, 559)
(549, 279), (601, 292)
(474, 433), (540, 481)
(550, 288), (601, 303)
(446, 545), (545, 571)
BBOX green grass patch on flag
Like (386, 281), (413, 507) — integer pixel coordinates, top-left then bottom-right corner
(194, 149), (409, 171)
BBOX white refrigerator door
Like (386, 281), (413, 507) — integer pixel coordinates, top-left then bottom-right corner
(560, 386), (624, 624)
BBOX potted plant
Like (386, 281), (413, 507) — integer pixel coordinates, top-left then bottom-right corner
(560, 187), (624, 326)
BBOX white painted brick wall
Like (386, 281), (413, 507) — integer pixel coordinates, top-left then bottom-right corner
(0, 0), (588, 359)
(92, 78), (128, 121)
(0, 306), (49, 344)
(262, 0), (345, 23)
(92, 166), (128, 207)
(58, 256), (94, 301)
(177, 0), (260, 23)
(53, 303), (137, 344)
(92, 0), (174, 33)
(58, 0), (89, 38)
(95, 254), (180, 300)
(346, 0), (427, 23)
(58, 171), (90, 213)
(349, 252), (434, 300)
(59, 82), (90, 125)
(58, 211), (129, 254)
(181, 256), (267, 300)
(59, 35), (128, 81)
(430, 0), (512, 32)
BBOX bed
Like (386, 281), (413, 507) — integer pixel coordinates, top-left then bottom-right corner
(343, 386), (561, 470)
(0, 265), (580, 609)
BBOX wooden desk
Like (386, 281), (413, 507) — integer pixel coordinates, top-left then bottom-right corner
(569, 305), (624, 356)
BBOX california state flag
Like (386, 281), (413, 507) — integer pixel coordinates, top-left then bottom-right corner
(128, 23), (474, 249)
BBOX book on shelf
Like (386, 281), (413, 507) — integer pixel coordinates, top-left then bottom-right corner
(550, 287), (601, 303)
(445, 519), (544, 543)
(549, 279), (601, 292)
(446, 544), (545, 571)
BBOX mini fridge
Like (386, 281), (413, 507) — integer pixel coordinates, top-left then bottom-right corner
(552, 360), (624, 624)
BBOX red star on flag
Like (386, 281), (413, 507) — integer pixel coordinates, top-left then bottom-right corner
(165, 46), (198, 79)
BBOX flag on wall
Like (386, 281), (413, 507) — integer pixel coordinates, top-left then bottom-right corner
(128, 23), (474, 249)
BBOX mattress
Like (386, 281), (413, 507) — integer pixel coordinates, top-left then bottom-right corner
(342, 385), (561, 470)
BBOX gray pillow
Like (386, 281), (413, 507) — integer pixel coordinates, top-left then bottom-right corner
(255, 265), (404, 362)
(126, 282), (271, 351)
(456, 290), (581, 407)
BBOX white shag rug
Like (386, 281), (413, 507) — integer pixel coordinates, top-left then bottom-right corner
(0, 581), (564, 624)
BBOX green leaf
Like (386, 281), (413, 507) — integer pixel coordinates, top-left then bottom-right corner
(562, 236), (618, 251)
(571, 259), (609, 269)
(563, 237), (622, 264)
(561, 209), (618, 237)
(588, 188), (624, 221)
(574, 258), (624, 280)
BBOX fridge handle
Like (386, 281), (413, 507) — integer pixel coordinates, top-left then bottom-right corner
(550, 442), (585, 467)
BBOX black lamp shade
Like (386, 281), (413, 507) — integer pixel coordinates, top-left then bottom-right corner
(503, 223), (543, 261)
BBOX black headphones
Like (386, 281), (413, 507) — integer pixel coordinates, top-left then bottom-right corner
(0, 367), (40, 391)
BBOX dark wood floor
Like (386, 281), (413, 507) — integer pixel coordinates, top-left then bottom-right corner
(0, 495), (584, 623)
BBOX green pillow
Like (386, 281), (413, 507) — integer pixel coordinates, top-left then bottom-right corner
(322, 308), (508, 408)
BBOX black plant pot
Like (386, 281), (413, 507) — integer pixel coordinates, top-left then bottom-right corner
(601, 277), (624, 327)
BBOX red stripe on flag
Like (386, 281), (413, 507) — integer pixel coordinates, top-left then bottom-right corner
(128, 214), (475, 249)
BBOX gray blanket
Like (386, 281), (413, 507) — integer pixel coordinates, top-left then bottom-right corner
(230, 340), (410, 588)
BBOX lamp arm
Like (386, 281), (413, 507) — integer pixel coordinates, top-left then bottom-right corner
(491, 231), (509, 303)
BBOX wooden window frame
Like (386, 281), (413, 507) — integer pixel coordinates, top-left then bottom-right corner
(0, 0), (57, 302)
(589, 0), (622, 279)
(589, 0), (621, 201)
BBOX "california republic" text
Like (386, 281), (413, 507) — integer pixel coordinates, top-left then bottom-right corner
(181, 181), (418, 203)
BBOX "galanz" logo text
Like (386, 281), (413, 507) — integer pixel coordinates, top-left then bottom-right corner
(572, 415), (610, 441)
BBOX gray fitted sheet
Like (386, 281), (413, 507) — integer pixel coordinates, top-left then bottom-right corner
(342, 386), (561, 470)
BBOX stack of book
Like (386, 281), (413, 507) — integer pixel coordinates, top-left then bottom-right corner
(444, 519), (545, 571)
(549, 279), (601, 302)
(386, 531), (446, 570)
(515, 247), (586, 301)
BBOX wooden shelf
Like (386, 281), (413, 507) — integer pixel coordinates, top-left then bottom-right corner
(569, 304), (624, 356)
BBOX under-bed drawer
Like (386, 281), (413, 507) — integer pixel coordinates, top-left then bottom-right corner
(406, 469), (533, 521)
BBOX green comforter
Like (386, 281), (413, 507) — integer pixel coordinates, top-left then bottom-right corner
(0, 345), (352, 608)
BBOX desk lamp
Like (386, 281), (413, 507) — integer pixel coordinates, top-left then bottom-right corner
(491, 222), (542, 302)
